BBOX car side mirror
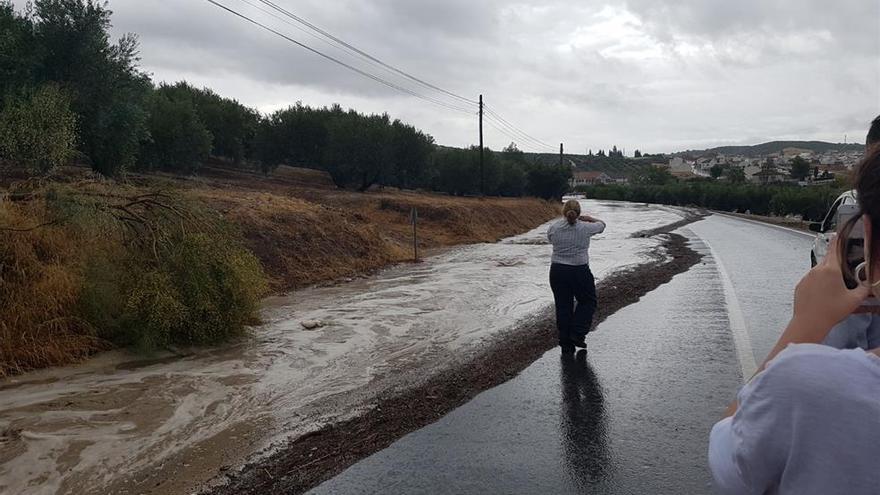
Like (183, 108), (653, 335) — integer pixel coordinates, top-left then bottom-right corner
(808, 222), (823, 233)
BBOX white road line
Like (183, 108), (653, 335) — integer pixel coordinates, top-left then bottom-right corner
(713, 212), (814, 239)
(701, 236), (758, 382)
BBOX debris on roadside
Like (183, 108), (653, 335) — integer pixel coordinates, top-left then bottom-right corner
(301, 320), (325, 330)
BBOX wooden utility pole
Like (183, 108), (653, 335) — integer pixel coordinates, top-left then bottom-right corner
(411, 207), (419, 262)
(559, 143), (564, 167)
(479, 94), (484, 195)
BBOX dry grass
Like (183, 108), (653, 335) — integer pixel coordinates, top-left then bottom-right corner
(193, 189), (407, 290)
(0, 194), (108, 377)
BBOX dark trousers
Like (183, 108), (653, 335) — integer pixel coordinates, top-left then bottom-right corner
(549, 263), (597, 347)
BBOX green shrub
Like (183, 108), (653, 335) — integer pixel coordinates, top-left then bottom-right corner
(156, 231), (266, 345)
(0, 85), (76, 172)
(121, 270), (188, 350)
(115, 231), (266, 350)
(69, 190), (267, 351)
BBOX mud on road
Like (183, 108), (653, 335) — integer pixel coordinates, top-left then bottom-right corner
(208, 213), (706, 495)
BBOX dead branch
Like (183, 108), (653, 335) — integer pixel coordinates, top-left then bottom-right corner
(0, 217), (68, 232)
(2, 192), (37, 202)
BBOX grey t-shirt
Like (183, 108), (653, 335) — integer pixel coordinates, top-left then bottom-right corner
(547, 218), (605, 266)
(709, 343), (880, 495)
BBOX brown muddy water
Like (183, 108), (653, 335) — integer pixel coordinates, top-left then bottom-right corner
(0, 201), (683, 495)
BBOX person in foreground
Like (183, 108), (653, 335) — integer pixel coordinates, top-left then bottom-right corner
(548, 199), (606, 353)
(823, 114), (880, 349)
(709, 146), (880, 495)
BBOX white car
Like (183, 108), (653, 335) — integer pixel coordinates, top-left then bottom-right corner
(809, 190), (858, 266)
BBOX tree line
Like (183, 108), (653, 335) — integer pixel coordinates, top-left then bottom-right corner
(577, 182), (844, 222)
(0, 1), (569, 199)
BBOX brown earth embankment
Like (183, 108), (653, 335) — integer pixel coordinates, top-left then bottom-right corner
(0, 165), (559, 376)
(153, 164), (562, 290)
(194, 185), (559, 291)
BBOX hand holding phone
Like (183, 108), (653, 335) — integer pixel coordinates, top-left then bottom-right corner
(836, 204), (863, 289)
(835, 204), (880, 311)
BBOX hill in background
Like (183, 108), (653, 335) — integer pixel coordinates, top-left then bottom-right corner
(675, 140), (865, 158)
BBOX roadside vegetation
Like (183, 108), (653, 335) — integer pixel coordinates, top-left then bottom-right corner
(577, 182), (846, 221)
(0, 180), (267, 376)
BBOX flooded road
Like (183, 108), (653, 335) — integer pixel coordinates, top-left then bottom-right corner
(0, 201), (683, 495)
(308, 216), (814, 495)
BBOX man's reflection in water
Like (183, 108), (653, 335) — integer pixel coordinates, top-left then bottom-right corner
(560, 350), (610, 488)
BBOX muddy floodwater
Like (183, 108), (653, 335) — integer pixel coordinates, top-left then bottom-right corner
(0, 201), (683, 495)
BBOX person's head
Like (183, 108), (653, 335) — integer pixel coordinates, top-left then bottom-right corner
(867, 115), (880, 150)
(562, 199), (581, 225)
(839, 146), (880, 290)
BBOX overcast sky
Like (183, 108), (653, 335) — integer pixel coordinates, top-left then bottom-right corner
(29, 0), (880, 153)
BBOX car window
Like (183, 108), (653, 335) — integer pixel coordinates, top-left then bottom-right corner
(823, 198), (842, 232)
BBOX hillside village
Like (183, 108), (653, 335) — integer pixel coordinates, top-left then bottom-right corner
(568, 142), (864, 188)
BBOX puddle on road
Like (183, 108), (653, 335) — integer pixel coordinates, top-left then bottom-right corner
(0, 201), (684, 495)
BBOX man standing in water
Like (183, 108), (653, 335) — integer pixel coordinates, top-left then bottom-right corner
(548, 199), (606, 353)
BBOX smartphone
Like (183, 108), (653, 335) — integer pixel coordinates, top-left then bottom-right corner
(837, 204), (864, 289)
(836, 203), (880, 315)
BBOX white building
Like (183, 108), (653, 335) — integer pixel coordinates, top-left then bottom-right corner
(570, 171), (613, 187)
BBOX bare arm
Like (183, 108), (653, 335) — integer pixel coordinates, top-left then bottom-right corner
(579, 214), (604, 224)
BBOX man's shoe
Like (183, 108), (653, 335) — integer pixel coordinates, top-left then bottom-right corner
(560, 343), (576, 354)
(573, 335), (587, 349)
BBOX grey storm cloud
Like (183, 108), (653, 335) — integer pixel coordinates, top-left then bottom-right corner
(624, 0), (877, 52)
(17, 0), (879, 153)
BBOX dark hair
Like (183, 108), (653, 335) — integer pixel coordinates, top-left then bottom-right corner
(868, 115), (880, 148)
(838, 145), (880, 280)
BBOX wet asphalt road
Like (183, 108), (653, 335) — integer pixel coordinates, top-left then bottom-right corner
(308, 214), (814, 495)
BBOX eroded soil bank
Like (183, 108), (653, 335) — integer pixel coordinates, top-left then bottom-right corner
(187, 165), (562, 291)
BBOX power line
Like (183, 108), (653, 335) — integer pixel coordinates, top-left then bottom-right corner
(484, 105), (556, 149)
(484, 113), (554, 151)
(482, 112), (556, 152)
(485, 105), (555, 149)
(482, 119), (554, 154)
(206, 0), (559, 154)
(484, 114), (556, 152)
(204, 0), (475, 115)
(254, 0), (476, 106)
(232, 0), (473, 112)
